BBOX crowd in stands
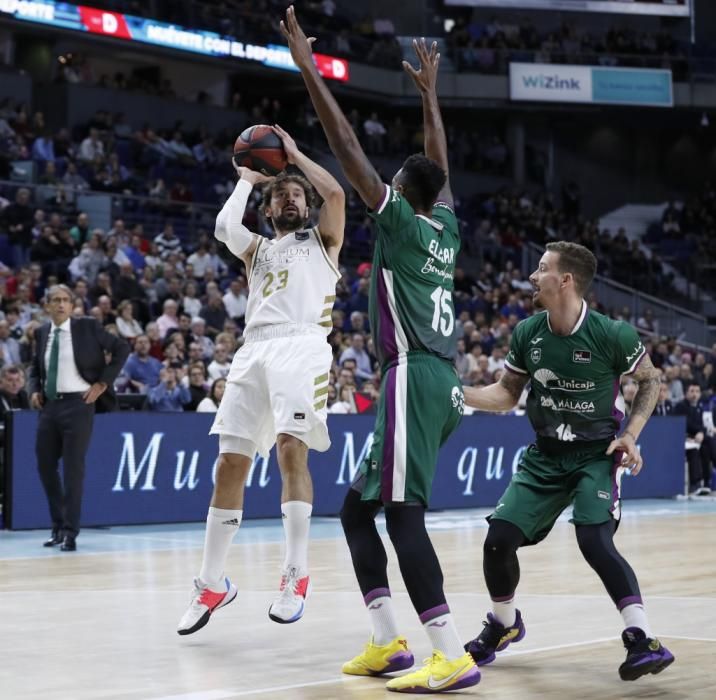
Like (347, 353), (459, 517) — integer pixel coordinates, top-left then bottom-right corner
(1, 150), (716, 490)
(459, 186), (678, 299)
(443, 11), (688, 77)
(644, 183), (716, 294)
(88, 0), (403, 69)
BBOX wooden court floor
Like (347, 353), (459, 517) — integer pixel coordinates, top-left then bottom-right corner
(1, 500), (715, 700)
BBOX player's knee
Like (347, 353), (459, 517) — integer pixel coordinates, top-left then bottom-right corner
(575, 522), (614, 563)
(276, 432), (307, 457)
(385, 506), (426, 551)
(339, 489), (361, 533)
(484, 521), (524, 560)
(213, 453), (252, 491)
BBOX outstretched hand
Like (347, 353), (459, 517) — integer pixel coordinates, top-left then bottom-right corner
(402, 38), (440, 95)
(280, 5), (316, 71)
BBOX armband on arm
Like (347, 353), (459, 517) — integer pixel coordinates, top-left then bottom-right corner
(214, 179), (254, 255)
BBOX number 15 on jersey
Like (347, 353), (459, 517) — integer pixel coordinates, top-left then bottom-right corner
(430, 287), (454, 337)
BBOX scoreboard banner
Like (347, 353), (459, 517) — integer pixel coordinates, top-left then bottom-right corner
(444, 0), (690, 16)
(0, 0), (349, 81)
(510, 63), (673, 107)
(4, 411), (685, 529)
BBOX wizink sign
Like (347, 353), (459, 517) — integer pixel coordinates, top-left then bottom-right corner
(510, 63), (673, 108)
(5, 412), (684, 529)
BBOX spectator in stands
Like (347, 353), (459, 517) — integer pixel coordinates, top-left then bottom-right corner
(339, 333), (372, 382)
(348, 310), (368, 333)
(197, 377), (226, 413)
(186, 242), (213, 279)
(154, 223), (182, 259)
(156, 298), (179, 339)
(653, 381), (674, 416)
(328, 384), (357, 414)
(0, 364), (29, 417)
(183, 362), (209, 411)
(61, 162), (89, 193)
(147, 367), (190, 411)
(200, 290), (228, 338)
(4, 188), (34, 268)
(456, 337), (477, 384)
(222, 277), (248, 321)
(32, 130), (55, 163)
(0, 318), (23, 368)
(363, 112), (386, 154)
(116, 300), (143, 341)
(665, 365), (684, 403)
(190, 317), (215, 359)
(335, 365), (356, 395)
(181, 281), (201, 319)
(69, 212), (90, 247)
(123, 234), (146, 272)
(207, 344), (231, 381)
(78, 128), (105, 164)
(122, 335), (162, 393)
(674, 382), (713, 495)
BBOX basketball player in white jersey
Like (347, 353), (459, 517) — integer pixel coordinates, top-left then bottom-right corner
(178, 125), (344, 633)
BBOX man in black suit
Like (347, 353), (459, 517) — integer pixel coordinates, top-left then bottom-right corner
(652, 381), (674, 417)
(29, 285), (129, 550)
(673, 382), (713, 495)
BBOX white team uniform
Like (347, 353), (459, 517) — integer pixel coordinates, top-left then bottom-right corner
(211, 226), (340, 457)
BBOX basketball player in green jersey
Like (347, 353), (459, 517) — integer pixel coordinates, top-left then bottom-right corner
(463, 241), (675, 681)
(281, 7), (479, 694)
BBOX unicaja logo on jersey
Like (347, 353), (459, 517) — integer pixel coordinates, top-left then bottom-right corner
(534, 369), (559, 388)
(451, 386), (465, 415)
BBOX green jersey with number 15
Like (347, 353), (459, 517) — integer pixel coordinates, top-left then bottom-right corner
(368, 184), (460, 368)
(505, 302), (646, 445)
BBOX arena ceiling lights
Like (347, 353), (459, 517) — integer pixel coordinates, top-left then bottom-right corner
(0, 0), (350, 81)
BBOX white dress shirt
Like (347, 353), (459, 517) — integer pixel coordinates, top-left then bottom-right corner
(44, 318), (91, 393)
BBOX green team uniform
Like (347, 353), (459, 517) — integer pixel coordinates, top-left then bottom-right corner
(493, 302), (647, 543)
(360, 184), (463, 505)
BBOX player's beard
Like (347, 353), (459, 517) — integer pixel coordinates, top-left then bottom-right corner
(274, 208), (306, 232)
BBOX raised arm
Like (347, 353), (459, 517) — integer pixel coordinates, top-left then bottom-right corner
(463, 370), (530, 413)
(280, 6), (384, 210)
(272, 124), (344, 261)
(403, 39), (453, 208)
(215, 165), (271, 268)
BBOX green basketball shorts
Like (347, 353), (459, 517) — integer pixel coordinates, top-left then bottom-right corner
(361, 353), (463, 506)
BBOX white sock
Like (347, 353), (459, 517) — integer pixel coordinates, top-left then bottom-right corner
(281, 501), (312, 573)
(621, 603), (653, 638)
(423, 612), (465, 660)
(492, 597), (517, 628)
(365, 593), (400, 646)
(198, 507), (242, 590)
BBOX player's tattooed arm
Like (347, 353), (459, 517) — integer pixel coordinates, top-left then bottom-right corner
(463, 370), (529, 413)
(280, 6), (384, 210)
(625, 353), (661, 428)
(606, 354), (661, 476)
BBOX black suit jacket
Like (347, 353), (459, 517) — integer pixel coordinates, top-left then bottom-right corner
(29, 317), (130, 412)
(653, 400), (673, 417)
(673, 400), (705, 437)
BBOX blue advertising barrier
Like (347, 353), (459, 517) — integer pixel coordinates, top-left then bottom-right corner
(5, 412), (685, 529)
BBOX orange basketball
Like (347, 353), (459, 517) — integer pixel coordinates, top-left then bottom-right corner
(233, 124), (288, 176)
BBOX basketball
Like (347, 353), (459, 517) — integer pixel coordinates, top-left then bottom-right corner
(233, 124), (288, 176)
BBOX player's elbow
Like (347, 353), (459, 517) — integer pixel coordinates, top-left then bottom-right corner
(324, 185), (345, 207)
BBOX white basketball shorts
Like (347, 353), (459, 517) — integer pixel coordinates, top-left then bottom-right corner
(210, 329), (333, 458)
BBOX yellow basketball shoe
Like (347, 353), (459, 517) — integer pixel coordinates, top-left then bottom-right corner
(342, 637), (415, 676)
(386, 650), (481, 693)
